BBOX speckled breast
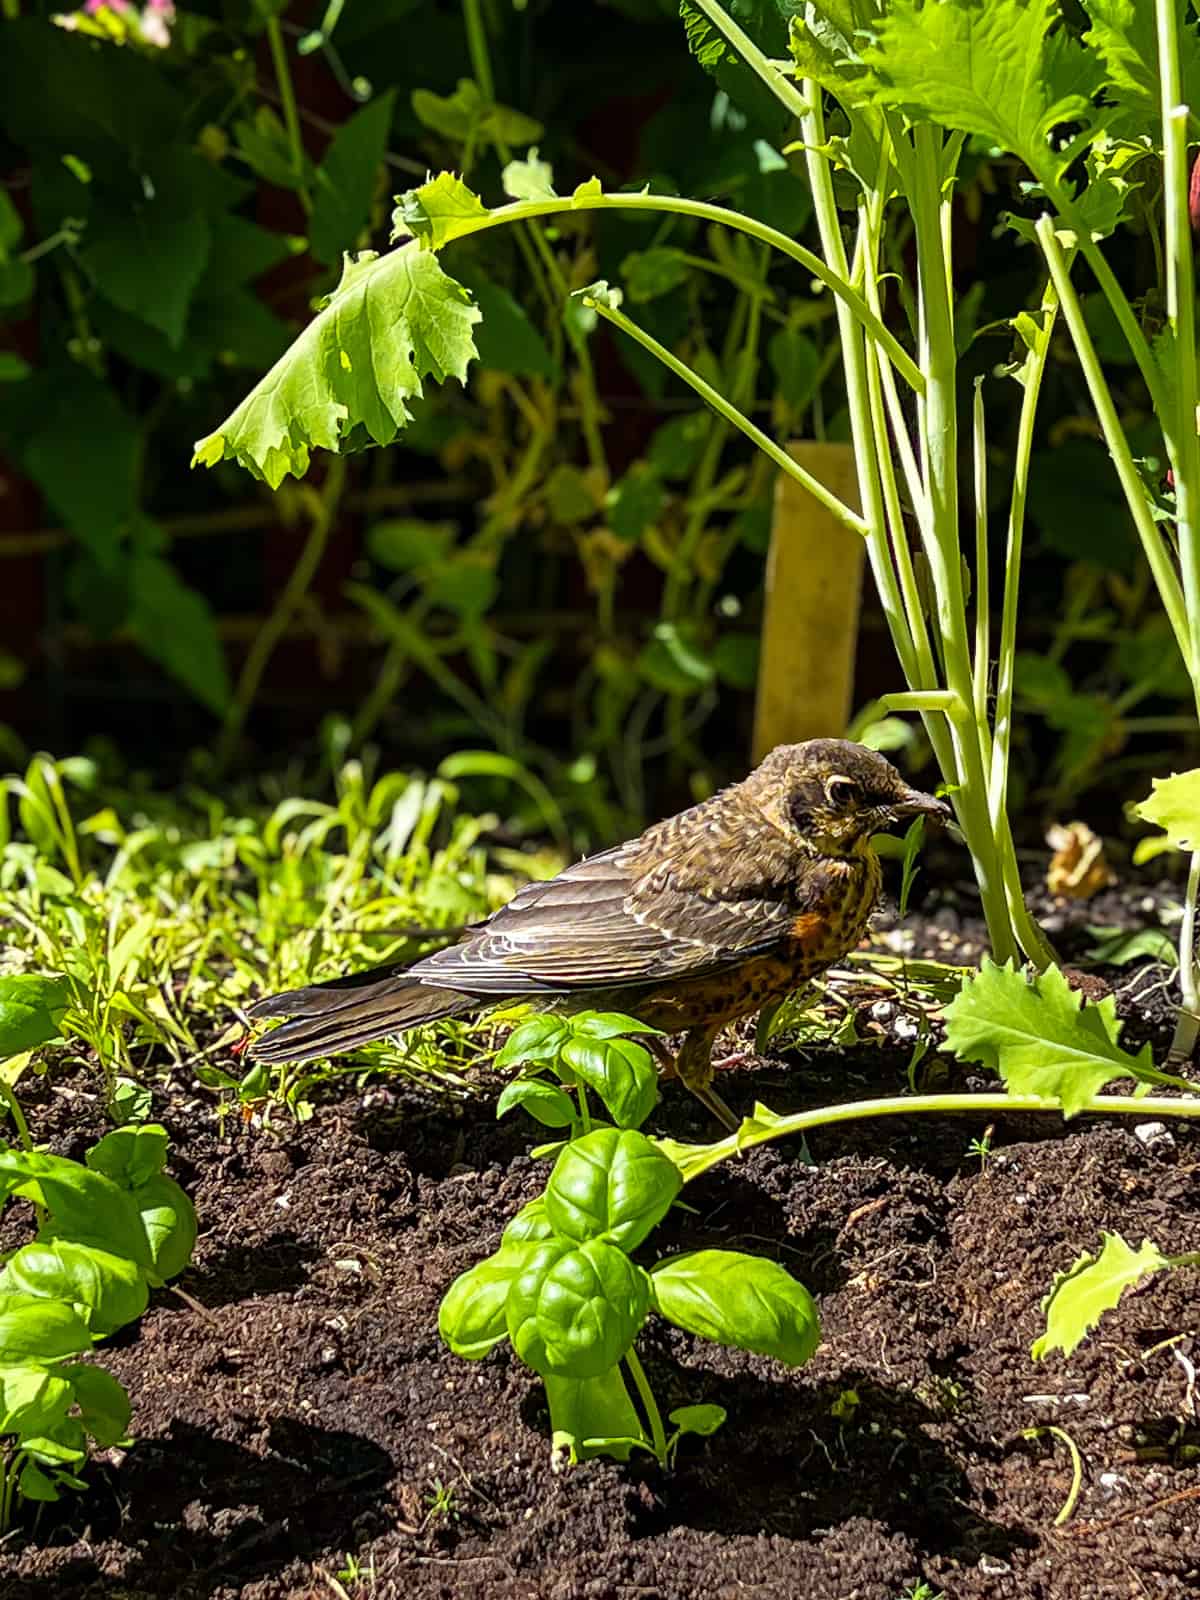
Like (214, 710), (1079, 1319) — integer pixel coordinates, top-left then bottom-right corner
(636, 848), (882, 1034)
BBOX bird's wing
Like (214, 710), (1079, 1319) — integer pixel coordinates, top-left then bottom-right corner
(415, 805), (832, 996)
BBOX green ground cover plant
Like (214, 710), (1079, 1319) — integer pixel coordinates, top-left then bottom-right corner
(0, 975), (196, 1524)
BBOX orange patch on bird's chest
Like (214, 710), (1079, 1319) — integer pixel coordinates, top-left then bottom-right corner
(639, 852), (882, 1034)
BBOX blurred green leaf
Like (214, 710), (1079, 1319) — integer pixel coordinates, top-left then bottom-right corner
(309, 90), (396, 267)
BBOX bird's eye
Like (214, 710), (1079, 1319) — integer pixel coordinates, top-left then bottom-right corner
(825, 776), (859, 809)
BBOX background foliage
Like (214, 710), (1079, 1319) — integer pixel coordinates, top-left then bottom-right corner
(0, 0), (1195, 838)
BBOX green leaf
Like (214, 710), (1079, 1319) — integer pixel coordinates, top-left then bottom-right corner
(545, 1127), (682, 1250)
(503, 1195), (556, 1247)
(128, 549), (232, 715)
(501, 148), (557, 202)
(18, 1460), (61, 1501)
(571, 1013), (664, 1041)
(22, 375), (139, 558)
(439, 1246), (529, 1359)
(606, 465), (667, 541)
(507, 1235), (651, 1378)
(1084, 926), (1178, 968)
(393, 171), (489, 250)
(309, 89), (396, 267)
(669, 1402), (727, 1440)
(82, 196), (210, 347)
(621, 247), (691, 303)
(0, 974), (71, 1058)
(942, 959), (1189, 1117)
(545, 1366), (647, 1463)
(463, 272), (556, 379)
(0, 1241), (148, 1337)
(1032, 1232), (1169, 1360)
(1133, 768), (1200, 851)
(367, 517), (456, 571)
(0, 1294), (93, 1363)
(768, 327), (820, 413)
(0, 1366), (73, 1438)
(650, 1249), (821, 1365)
(1080, 0), (1200, 136)
(647, 412), (710, 479)
(496, 1078), (577, 1128)
(85, 1125), (168, 1189)
(233, 107), (313, 191)
(679, 0), (793, 136)
(61, 1361), (131, 1446)
(133, 1172), (197, 1283)
(494, 1015), (572, 1070)
(0, 1150), (151, 1267)
(860, 0), (1104, 173)
(412, 78), (542, 148)
(193, 243), (481, 487)
(560, 1038), (659, 1131)
(712, 633), (759, 689)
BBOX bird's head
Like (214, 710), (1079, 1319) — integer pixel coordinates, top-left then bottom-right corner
(750, 738), (952, 856)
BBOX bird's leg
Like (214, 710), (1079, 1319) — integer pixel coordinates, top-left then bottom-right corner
(676, 1026), (739, 1131)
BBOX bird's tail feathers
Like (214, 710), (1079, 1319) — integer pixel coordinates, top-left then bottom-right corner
(248, 969), (475, 1064)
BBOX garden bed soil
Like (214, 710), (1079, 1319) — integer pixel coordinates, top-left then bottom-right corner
(3, 885), (1200, 1599)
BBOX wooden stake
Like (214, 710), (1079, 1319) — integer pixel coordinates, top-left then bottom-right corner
(752, 441), (865, 762)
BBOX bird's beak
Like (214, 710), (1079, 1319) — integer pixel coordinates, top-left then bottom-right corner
(894, 787), (953, 825)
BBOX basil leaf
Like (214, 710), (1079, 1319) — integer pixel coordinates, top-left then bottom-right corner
(0, 1240), (148, 1337)
(496, 1078), (577, 1128)
(507, 1236), (650, 1378)
(60, 1362), (131, 1446)
(545, 1127), (681, 1250)
(651, 1250), (820, 1366)
(0, 1150), (151, 1268)
(502, 1196), (555, 1247)
(545, 1366), (649, 1464)
(560, 1037), (658, 1130)
(133, 1172), (197, 1284)
(85, 1124), (168, 1189)
(0, 974), (71, 1058)
(0, 1293), (93, 1363)
(494, 1016), (571, 1069)
(439, 1247), (530, 1360)
(0, 1365), (73, 1437)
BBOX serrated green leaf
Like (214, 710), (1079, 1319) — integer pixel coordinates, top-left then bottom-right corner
(1080, 0), (1200, 137)
(1033, 1232), (1169, 1359)
(942, 959), (1188, 1117)
(393, 171), (489, 250)
(309, 89), (396, 268)
(1133, 768), (1200, 851)
(861, 0), (1104, 174)
(192, 243), (480, 487)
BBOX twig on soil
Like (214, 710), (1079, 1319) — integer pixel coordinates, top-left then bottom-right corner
(1062, 1481), (1200, 1536)
(170, 1284), (222, 1328)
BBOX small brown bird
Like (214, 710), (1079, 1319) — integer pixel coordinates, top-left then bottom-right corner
(249, 740), (949, 1126)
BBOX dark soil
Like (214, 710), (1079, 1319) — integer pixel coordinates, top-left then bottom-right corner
(3, 888), (1200, 1600)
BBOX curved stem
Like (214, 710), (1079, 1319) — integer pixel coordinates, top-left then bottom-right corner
(265, 18), (311, 213)
(663, 1092), (1200, 1183)
(428, 191), (924, 393)
(1170, 850), (1200, 1064)
(584, 294), (869, 538)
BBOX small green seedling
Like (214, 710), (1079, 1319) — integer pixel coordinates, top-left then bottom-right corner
(443, 1013), (818, 1465)
(493, 1010), (663, 1137)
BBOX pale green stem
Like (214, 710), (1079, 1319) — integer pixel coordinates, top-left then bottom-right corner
(582, 294), (869, 538)
(689, 0), (808, 120)
(666, 1093), (1200, 1184)
(1036, 217), (1191, 669)
(1021, 1426), (1084, 1528)
(624, 1347), (667, 1462)
(971, 377), (989, 728)
(1170, 851), (1200, 1064)
(432, 191), (924, 393)
(990, 280), (1059, 820)
(266, 18), (311, 213)
(1157, 0), (1200, 698)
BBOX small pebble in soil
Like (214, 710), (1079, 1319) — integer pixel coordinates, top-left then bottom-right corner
(1134, 1121), (1175, 1151)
